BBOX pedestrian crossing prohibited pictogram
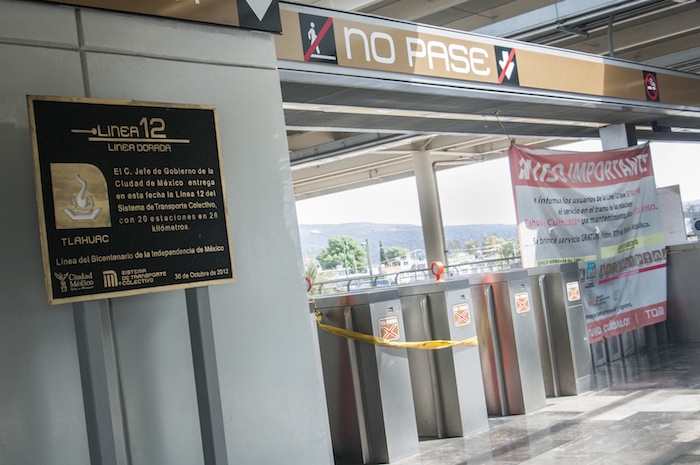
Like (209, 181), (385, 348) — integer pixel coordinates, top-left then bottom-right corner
(452, 303), (471, 327)
(515, 292), (530, 313)
(299, 13), (337, 64)
(378, 316), (400, 341)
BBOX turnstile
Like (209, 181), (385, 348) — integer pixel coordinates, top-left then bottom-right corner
(528, 263), (593, 397)
(314, 290), (419, 464)
(590, 340), (608, 367)
(469, 270), (547, 416)
(398, 280), (488, 439)
(606, 335), (623, 361)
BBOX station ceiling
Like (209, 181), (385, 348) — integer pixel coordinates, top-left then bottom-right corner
(280, 0), (700, 198)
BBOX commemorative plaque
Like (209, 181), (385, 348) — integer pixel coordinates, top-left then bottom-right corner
(28, 96), (235, 304)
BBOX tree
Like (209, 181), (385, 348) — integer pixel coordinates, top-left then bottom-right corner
(482, 234), (519, 258)
(482, 234), (507, 257)
(482, 234), (506, 247)
(385, 246), (409, 261)
(500, 238), (520, 258)
(316, 235), (367, 273)
(379, 241), (387, 265)
(304, 258), (340, 295)
(447, 239), (462, 251)
(304, 258), (319, 283)
(463, 239), (480, 253)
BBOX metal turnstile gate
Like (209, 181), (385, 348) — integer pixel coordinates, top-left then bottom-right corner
(398, 280), (488, 439)
(314, 290), (419, 464)
(528, 263), (593, 397)
(469, 270), (547, 416)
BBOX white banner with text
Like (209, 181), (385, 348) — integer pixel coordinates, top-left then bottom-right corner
(508, 144), (667, 342)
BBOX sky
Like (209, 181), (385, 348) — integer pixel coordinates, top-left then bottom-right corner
(295, 140), (700, 226)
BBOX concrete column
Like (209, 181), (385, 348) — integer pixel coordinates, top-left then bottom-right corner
(599, 123), (637, 150)
(413, 150), (447, 266)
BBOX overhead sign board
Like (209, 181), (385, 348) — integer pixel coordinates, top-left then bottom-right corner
(28, 96), (235, 304)
(275, 4), (700, 107)
(41, 0), (281, 33)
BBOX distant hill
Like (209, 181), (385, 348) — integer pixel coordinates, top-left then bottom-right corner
(300, 196), (700, 261)
(299, 223), (517, 262)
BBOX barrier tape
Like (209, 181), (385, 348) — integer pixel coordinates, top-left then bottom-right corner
(313, 307), (478, 350)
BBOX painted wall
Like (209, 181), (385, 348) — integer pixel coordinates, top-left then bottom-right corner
(0, 1), (333, 464)
(667, 243), (700, 344)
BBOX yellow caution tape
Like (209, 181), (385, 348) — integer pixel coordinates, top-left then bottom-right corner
(314, 310), (477, 350)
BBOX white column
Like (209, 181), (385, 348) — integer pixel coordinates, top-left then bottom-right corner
(599, 123), (637, 150)
(413, 150), (448, 266)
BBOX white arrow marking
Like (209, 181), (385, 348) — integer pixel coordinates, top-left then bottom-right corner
(498, 50), (515, 80)
(245, 0), (273, 21)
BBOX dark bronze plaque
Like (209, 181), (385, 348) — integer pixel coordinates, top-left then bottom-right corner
(29, 96), (235, 304)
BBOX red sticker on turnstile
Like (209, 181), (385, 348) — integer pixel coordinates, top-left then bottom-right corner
(566, 281), (581, 302)
(378, 316), (400, 341)
(452, 303), (471, 326)
(515, 292), (530, 313)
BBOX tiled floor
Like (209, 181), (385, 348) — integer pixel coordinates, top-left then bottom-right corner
(392, 344), (700, 465)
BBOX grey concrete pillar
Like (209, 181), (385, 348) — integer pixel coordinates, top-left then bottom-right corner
(413, 150), (447, 267)
(599, 123), (638, 150)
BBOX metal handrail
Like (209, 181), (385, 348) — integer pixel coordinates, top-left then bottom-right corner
(308, 256), (522, 295)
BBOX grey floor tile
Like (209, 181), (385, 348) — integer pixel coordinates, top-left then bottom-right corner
(345, 344), (700, 464)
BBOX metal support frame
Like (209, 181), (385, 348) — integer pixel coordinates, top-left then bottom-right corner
(73, 301), (118, 465)
(484, 284), (509, 416)
(186, 287), (229, 465)
(74, 288), (229, 465)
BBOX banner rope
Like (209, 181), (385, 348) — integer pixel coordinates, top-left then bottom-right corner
(312, 302), (478, 350)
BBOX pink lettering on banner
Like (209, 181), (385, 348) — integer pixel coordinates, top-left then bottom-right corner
(510, 145), (653, 189)
(586, 301), (667, 343)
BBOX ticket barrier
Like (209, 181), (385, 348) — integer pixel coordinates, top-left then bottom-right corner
(606, 335), (623, 362)
(620, 328), (648, 357)
(313, 290), (419, 464)
(469, 270), (547, 416)
(527, 263), (593, 397)
(398, 280), (488, 439)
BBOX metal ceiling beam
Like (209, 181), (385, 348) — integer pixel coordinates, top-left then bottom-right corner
(292, 150), (416, 179)
(564, 7), (700, 57)
(471, 0), (653, 39)
(443, 0), (551, 32)
(642, 42), (700, 68)
(304, 0), (385, 10)
(294, 158), (416, 198)
(289, 132), (417, 165)
(361, 0), (469, 22)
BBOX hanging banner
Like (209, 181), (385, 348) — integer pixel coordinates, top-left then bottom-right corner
(508, 144), (666, 342)
(29, 96), (235, 304)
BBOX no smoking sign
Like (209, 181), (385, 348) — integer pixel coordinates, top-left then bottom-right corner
(643, 71), (660, 101)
